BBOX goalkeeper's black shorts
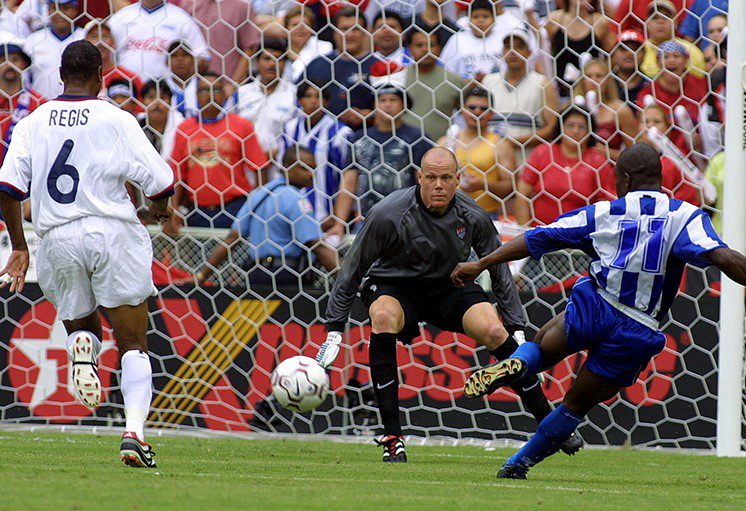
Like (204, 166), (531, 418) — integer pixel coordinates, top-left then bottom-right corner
(361, 278), (490, 344)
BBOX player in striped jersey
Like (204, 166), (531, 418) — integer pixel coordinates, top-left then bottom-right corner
(280, 79), (352, 229)
(451, 143), (746, 479)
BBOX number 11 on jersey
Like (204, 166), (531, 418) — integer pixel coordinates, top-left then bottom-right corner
(611, 218), (667, 273)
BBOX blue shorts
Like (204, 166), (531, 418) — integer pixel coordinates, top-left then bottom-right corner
(564, 278), (666, 387)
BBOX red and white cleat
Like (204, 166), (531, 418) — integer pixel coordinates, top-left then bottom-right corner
(120, 432), (157, 468)
(70, 332), (101, 408)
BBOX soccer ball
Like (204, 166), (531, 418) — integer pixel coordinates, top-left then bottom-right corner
(271, 356), (329, 413)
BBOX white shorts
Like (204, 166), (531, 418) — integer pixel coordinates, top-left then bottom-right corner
(37, 216), (157, 321)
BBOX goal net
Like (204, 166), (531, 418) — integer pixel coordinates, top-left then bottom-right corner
(0, 0), (743, 451)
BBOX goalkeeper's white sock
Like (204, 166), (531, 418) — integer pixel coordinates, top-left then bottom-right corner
(120, 350), (152, 441)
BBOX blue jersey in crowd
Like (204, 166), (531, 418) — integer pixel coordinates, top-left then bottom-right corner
(302, 52), (377, 117)
(679, 0), (728, 44)
(280, 114), (352, 222)
(232, 177), (322, 260)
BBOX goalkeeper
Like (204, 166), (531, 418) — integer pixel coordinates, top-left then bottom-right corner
(316, 147), (583, 462)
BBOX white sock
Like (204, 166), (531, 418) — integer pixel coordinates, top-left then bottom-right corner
(120, 350), (153, 441)
(66, 330), (102, 362)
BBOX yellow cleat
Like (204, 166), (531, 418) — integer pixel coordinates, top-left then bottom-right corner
(463, 358), (526, 398)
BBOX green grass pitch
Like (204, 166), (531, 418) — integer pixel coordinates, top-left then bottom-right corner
(2, 431), (745, 510)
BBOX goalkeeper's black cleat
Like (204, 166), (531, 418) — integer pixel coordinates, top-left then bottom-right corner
(560, 432), (584, 456)
(375, 435), (407, 463)
(497, 463), (529, 479)
(463, 358), (526, 398)
(120, 432), (157, 468)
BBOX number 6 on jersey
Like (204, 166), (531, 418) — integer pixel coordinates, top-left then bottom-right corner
(47, 139), (78, 204)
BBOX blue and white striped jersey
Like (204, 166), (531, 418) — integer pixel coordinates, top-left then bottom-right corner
(280, 114), (352, 222)
(525, 190), (726, 324)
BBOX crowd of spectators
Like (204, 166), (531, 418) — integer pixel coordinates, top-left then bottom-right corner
(0, 0), (731, 285)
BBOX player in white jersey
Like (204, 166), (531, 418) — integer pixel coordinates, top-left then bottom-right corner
(0, 41), (174, 468)
(451, 143), (746, 479)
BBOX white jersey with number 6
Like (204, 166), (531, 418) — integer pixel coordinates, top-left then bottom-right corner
(0, 96), (174, 238)
(0, 95), (174, 321)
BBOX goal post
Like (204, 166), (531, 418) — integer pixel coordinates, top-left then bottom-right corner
(1, 4), (744, 454)
(716, 0), (746, 457)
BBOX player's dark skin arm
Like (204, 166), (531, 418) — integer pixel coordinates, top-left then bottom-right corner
(707, 247), (746, 286)
(0, 191), (29, 292)
(452, 234), (530, 286)
(308, 239), (339, 272)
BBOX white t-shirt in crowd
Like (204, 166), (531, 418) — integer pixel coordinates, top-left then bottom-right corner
(442, 15), (536, 80)
(23, 27), (85, 99)
(1, 0), (46, 38)
(108, 2), (209, 80)
(235, 80), (297, 153)
(285, 36), (334, 82)
(0, 97), (174, 237)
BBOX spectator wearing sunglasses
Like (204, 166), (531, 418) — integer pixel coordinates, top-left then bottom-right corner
(439, 87), (515, 216)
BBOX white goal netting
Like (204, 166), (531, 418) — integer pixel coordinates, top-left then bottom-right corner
(0, 0), (743, 450)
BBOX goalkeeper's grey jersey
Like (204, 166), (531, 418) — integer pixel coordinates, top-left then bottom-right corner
(325, 186), (525, 331)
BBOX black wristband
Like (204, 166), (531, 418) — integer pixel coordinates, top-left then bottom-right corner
(326, 321), (345, 333)
(504, 325), (525, 336)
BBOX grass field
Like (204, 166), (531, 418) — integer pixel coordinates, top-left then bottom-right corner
(2, 431), (745, 511)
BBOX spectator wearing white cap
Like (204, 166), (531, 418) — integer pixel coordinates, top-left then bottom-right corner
(108, 0), (210, 81)
(641, 0), (705, 79)
(481, 29), (558, 163)
(0, 38), (42, 165)
(22, 0), (84, 99)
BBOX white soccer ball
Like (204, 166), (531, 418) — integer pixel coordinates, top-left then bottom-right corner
(271, 356), (329, 413)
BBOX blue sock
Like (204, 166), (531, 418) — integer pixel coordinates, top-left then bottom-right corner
(511, 342), (543, 375)
(506, 404), (582, 469)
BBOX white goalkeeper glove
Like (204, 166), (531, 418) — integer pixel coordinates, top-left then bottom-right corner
(512, 329), (526, 345)
(316, 331), (342, 369)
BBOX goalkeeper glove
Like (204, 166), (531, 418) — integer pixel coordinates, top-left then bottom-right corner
(316, 331), (342, 369)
